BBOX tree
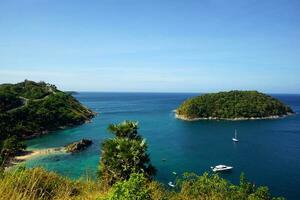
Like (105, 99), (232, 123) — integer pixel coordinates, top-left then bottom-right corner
(98, 121), (156, 185)
(107, 120), (140, 140)
(238, 172), (255, 197)
(172, 172), (285, 200)
(103, 173), (151, 200)
(0, 80), (95, 139)
(177, 91), (293, 119)
(0, 136), (26, 167)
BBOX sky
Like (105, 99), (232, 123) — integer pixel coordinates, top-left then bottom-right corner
(0, 0), (300, 93)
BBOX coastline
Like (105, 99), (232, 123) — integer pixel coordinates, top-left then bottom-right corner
(175, 112), (294, 121)
(22, 116), (96, 139)
(5, 147), (66, 170)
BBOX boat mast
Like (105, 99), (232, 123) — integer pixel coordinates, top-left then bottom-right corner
(234, 91), (236, 119)
(234, 91), (237, 137)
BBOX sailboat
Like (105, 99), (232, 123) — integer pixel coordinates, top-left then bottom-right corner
(232, 92), (239, 142)
(232, 129), (239, 142)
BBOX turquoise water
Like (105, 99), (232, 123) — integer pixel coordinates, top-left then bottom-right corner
(25, 93), (300, 199)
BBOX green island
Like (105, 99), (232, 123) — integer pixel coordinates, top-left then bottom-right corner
(0, 82), (285, 200)
(176, 91), (294, 121)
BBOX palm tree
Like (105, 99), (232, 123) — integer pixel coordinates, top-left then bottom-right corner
(99, 121), (156, 185)
(107, 120), (141, 140)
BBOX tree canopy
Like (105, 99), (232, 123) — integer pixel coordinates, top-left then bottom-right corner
(107, 121), (140, 140)
(0, 80), (94, 139)
(177, 91), (293, 120)
(98, 121), (156, 186)
(103, 173), (151, 200)
(170, 172), (284, 200)
(0, 80), (95, 166)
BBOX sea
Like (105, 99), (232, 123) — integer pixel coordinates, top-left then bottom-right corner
(25, 92), (300, 199)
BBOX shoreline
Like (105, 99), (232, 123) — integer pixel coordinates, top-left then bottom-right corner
(15, 147), (66, 161)
(22, 116), (96, 139)
(175, 112), (294, 121)
(5, 147), (66, 170)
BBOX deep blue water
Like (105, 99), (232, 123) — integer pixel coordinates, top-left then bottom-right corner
(25, 93), (300, 199)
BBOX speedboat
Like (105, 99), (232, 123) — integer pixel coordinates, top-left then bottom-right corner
(211, 165), (233, 172)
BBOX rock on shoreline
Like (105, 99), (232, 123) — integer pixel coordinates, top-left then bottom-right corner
(65, 139), (93, 153)
(5, 139), (93, 171)
(175, 112), (294, 121)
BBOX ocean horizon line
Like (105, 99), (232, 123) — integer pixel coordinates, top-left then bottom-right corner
(71, 91), (300, 95)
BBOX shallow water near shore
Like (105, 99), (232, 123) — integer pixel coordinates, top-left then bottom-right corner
(25, 92), (300, 199)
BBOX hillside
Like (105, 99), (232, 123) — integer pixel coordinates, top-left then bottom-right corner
(176, 91), (293, 120)
(0, 80), (95, 139)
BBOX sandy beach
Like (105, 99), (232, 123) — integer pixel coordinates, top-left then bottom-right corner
(12, 147), (66, 163)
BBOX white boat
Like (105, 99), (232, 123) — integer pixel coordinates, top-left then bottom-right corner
(211, 165), (233, 172)
(168, 181), (175, 187)
(232, 129), (239, 142)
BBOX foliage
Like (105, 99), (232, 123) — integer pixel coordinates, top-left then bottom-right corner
(148, 181), (171, 200)
(0, 167), (284, 200)
(0, 92), (22, 112)
(107, 121), (140, 139)
(0, 80), (94, 167)
(103, 173), (151, 200)
(0, 80), (94, 139)
(98, 121), (156, 186)
(177, 91), (293, 119)
(0, 167), (105, 200)
(13, 92), (94, 137)
(0, 80), (55, 100)
(99, 137), (156, 185)
(170, 172), (284, 200)
(0, 136), (26, 159)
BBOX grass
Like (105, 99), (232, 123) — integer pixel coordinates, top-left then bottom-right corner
(0, 167), (107, 200)
(0, 167), (284, 200)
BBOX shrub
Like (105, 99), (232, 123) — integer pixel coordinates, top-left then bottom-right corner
(103, 173), (151, 200)
(98, 121), (156, 186)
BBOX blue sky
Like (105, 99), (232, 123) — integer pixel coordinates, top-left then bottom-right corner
(0, 0), (300, 93)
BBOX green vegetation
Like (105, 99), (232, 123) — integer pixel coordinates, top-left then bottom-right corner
(0, 166), (284, 200)
(98, 121), (156, 186)
(0, 92), (22, 112)
(177, 91), (293, 120)
(171, 172), (284, 200)
(0, 136), (26, 166)
(102, 173), (151, 200)
(0, 80), (54, 100)
(0, 167), (106, 200)
(0, 80), (94, 166)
